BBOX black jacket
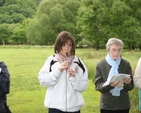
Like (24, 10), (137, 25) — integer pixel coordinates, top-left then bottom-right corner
(0, 61), (10, 98)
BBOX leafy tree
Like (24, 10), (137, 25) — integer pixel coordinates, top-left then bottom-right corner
(10, 18), (32, 44)
(0, 0), (37, 24)
(26, 19), (43, 45)
(11, 28), (26, 44)
(0, 0), (5, 6)
(77, 0), (141, 50)
(27, 0), (81, 45)
(123, 0), (141, 50)
(76, 0), (110, 50)
(107, 0), (141, 50)
(0, 24), (12, 45)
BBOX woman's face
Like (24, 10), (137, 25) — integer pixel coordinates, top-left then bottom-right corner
(60, 39), (72, 57)
(108, 44), (122, 60)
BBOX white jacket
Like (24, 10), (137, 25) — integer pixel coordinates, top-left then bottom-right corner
(38, 55), (88, 112)
(134, 57), (141, 89)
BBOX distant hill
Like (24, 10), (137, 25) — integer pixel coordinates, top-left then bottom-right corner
(0, 0), (42, 24)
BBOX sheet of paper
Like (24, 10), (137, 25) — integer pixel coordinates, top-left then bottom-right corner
(103, 73), (131, 87)
(110, 74), (130, 83)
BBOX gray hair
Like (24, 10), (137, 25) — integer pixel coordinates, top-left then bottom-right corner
(106, 38), (124, 51)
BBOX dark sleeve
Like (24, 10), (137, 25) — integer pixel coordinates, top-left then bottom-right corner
(94, 60), (114, 93)
(121, 60), (134, 91)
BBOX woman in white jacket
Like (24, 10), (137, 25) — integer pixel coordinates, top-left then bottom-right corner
(133, 57), (141, 111)
(38, 31), (88, 113)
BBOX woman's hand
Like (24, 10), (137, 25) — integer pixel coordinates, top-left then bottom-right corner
(110, 81), (119, 87)
(123, 77), (131, 84)
(58, 61), (69, 72)
(67, 68), (75, 77)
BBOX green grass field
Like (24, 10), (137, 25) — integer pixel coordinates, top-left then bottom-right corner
(0, 46), (140, 113)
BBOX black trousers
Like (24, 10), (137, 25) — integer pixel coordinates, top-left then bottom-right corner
(100, 109), (130, 113)
(48, 108), (80, 113)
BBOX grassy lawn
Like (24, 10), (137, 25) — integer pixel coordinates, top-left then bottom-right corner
(0, 46), (140, 113)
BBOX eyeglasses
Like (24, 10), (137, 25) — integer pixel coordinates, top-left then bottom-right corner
(111, 48), (122, 53)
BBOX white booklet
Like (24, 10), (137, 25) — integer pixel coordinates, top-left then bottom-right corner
(103, 73), (131, 87)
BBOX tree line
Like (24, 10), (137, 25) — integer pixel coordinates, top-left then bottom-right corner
(0, 0), (141, 50)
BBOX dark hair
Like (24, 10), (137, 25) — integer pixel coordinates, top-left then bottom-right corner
(54, 31), (76, 55)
